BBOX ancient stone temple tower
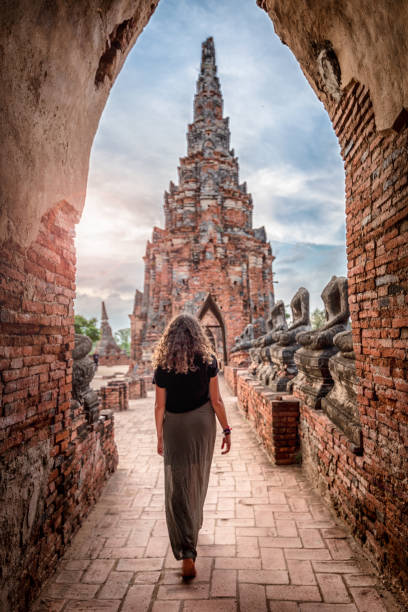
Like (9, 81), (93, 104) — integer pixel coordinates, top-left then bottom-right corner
(130, 37), (274, 369)
(96, 301), (129, 365)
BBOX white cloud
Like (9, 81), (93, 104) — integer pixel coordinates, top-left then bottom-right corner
(248, 164), (345, 245)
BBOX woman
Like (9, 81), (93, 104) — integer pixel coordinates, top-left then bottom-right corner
(153, 313), (231, 579)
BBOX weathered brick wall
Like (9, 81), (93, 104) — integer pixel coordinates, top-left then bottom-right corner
(99, 354), (130, 366)
(296, 82), (408, 590)
(0, 202), (118, 611)
(223, 364), (248, 395)
(128, 377), (147, 400)
(99, 380), (129, 411)
(237, 373), (299, 465)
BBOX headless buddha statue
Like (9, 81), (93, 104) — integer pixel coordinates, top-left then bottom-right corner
(250, 301), (286, 385)
(267, 288), (311, 391)
(333, 329), (354, 358)
(249, 346), (262, 376)
(277, 287), (310, 346)
(72, 334), (99, 423)
(297, 276), (349, 349)
(255, 300), (287, 348)
(257, 346), (274, 385)
(231, 323), (255, 353)
(320, 327), (361, 452)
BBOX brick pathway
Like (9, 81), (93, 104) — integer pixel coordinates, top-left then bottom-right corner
(34, 378), (401, 611)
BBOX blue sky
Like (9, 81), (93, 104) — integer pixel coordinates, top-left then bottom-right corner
(75, 0), (346, 331)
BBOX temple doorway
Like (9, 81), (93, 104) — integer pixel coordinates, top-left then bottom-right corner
(198, 294), (228, 368)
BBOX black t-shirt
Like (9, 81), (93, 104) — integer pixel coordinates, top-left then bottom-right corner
(153, 354), (218, 413)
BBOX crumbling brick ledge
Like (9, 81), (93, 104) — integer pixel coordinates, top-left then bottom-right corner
(224, 364), (248, 396)
(235, 371), (300, 465)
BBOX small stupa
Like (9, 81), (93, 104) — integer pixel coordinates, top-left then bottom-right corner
(95, 301), (129, 365)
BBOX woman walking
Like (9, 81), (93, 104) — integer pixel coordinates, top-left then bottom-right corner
(153, 313), (231, 578)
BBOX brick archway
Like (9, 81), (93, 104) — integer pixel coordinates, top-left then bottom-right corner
(198, 293), (228, 366)
(1, 2), (408, 608)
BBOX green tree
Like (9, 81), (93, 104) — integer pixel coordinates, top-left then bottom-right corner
(115, 328), (131, 356)
(74, 315), (100, 343)
(311, 308), (326, 330)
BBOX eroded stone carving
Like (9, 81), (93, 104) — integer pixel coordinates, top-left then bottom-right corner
(317, 46), (342, 103)
(256, 0), (408, 131)
(255, 300), (288, 348)
(230, 316), (267, 359)
(321, 330), (362, 453)
(297, 276), (349, 349)
(278, 287), (310, 346)
(255, 347), (269, 386)
(249, 300), (288, 386)
(72, 333), (99, 424)
(332, 329), (355, 358)
(248, 346), (262, 377)
(293, 276), (349, 409)
(268, 287), (311, 391)
(231, 323), (255, 353)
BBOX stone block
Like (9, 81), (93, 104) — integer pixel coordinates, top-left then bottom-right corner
(321, 354), (362, 453)
(237, 373), (300, 464)
(99, 381), (129, 412)
(292, 346), (338, 410)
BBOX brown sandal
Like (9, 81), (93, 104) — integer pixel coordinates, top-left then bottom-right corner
(182, 558), (197, 578)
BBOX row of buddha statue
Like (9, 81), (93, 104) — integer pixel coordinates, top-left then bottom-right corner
(230, 276), (362, 453)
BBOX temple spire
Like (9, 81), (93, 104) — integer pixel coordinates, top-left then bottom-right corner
(130, 37), (275, 370)
(188, 37), (230, 157)
(198, 37), (218, 89)
(193, 37), (223, 123)
(101, 300), (108, 321)
(201, 36), (216, 67)
(96, 300), (124, 358)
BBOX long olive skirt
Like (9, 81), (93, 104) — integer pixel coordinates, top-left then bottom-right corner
(163, 401), (216, 560)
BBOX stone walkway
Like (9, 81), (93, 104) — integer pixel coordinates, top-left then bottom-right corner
(34, 378), (400, 612)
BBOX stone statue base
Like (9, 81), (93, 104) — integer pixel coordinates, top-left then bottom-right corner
(261, 363), (278, 387)
(292, 346), (338, 409)
(321, 353), (362, 454)
(257, 346), (277, 387)
(268, 343), (299, 392)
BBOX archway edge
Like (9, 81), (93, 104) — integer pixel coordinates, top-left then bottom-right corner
(198, 293), (228, 365)
(0, 0), (160, 248)
(257, 0), (408, 132)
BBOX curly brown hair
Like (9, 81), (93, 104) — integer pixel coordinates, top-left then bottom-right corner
(152, 313), (215, 374)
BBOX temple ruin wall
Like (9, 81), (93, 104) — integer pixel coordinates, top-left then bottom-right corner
(0, 1), (407, 607)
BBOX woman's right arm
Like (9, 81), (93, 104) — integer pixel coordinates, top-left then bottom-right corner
(154, 385), (166, 456)
(209, 375), (231, 454)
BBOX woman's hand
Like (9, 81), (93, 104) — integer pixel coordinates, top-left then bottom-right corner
(157, 435), (164, 456)
(221, 434), (231, 454)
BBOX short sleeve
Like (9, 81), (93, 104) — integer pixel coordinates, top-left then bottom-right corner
(153, 366), (167, 388)
(208, 355), (219, 378)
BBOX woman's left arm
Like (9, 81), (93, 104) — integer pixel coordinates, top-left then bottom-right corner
(155, 385), (166, 456)
(209, 375), (231, 455)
